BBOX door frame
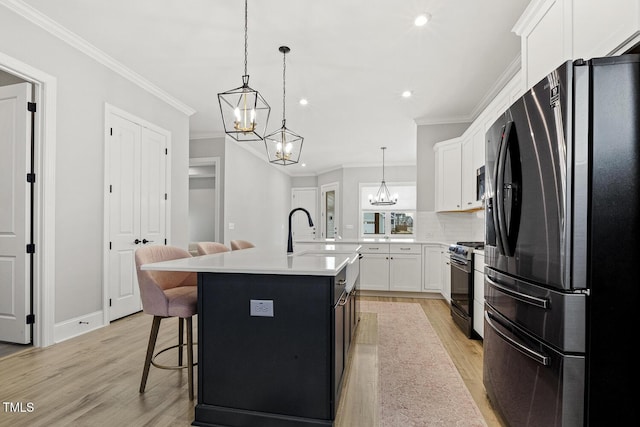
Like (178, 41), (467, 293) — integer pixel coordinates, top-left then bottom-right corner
(103, 103), (172, 325)
(320, 182), (340, 240)
(291, 187), (318, 241)
(0, 51), (57, 347)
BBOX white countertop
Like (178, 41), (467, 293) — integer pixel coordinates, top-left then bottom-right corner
(141, 245), (360, 276)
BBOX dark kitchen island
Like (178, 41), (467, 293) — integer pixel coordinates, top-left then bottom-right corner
(141, 244), (361, 427)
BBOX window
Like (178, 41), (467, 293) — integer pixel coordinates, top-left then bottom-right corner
(359, 182), (416, 238)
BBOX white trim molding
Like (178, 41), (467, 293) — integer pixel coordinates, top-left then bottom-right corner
(0, 0), (196, 116)
(54, 310), (104, 343)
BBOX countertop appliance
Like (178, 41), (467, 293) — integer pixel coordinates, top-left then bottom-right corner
(483, 55), (640, 426)
(448, 241), (483, 338)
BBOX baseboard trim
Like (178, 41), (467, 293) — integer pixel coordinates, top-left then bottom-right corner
(359, 290), (444, 299)
(53, 310), (105, 343)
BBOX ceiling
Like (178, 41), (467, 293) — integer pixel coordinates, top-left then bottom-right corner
(21, 0), (531, 175)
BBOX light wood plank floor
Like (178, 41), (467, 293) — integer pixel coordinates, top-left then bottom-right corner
(0, 297), (505, 427)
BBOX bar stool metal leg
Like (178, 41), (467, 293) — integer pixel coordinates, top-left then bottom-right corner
(140, 316), (162, 393)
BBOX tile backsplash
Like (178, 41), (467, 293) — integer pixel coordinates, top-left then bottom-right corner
(417, 210), (485, 243)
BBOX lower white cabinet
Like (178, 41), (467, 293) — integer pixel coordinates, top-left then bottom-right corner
(473, 252), (486, 338)
(441, 251), (451, 303)
(360, 244), (422, 291)
(422, 245), (442, 292)
(389, 254), (421, 292)
(360, 253), (390, 291)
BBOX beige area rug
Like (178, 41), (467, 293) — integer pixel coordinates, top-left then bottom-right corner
(360, 301), (487, 427)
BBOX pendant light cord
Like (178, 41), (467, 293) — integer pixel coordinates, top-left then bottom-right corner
(382, 147), (386, 181)
(244, 0), (248, 76)
(282, 50), (286, 123)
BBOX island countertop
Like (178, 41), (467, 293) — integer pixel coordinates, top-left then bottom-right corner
(141, 243), (361, 276)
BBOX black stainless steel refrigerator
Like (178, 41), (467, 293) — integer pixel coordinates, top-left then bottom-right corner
(483, 55), (640, 426)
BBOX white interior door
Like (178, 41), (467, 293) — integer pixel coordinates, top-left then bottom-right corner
(0, 83), (32, 344)
(107, 113), (167, 321)
(321, 183), (340, 239)
(291, 188), (317, 241)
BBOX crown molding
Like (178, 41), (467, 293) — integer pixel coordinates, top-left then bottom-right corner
(512, 0), (556, 36)
(1, 0), (196, 116)
(468, 54), (522, 118)
(189, 132), (226, 140)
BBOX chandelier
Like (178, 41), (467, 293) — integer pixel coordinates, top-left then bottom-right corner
(217, 0), (271, 142)
(264, 46), (304, 165)
(369, 147), (397, 205)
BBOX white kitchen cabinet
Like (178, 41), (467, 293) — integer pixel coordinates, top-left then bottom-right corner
(434, 139), (462, 212)
(389, 254), (422, 292)
(461, 136), (476, 210)
(359, 253), (390, 291)
(573, 0), (640, 59)
(359, 243), (422, 291)
(422, 245), (442, 292)
(441, 251), (451, 303)
(473, 252), (486, 338)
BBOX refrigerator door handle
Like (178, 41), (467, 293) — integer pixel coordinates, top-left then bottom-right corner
(492, 124), (507, 255)
(495, 120), (522, 257)
(485, 311), (550, 366)
(486, 275), (549, 309)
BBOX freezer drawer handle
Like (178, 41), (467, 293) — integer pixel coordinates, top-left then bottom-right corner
(485, 311), (550, 366)
(486, 275), (549, 309)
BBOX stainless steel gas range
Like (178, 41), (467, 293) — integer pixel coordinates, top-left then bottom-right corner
(447, 241), (484, 339)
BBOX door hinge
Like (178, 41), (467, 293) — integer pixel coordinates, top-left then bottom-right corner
(27, 173), (36, 183)
(109, 299), (112, 307)
(164, 238), (167, 245)
(164, 193), (167, 200)
(26, 314), (35, 324)
(26, 243), (35, 254)
(109, 241), (112, 250)
(165, 148), (168, 155)
(27, 102), (36, 112)
(110, 127), (113, 136)
(109, 184), (112, 193)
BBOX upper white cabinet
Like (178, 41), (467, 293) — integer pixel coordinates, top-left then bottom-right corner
(573, 0), (640, 59)
(434, 138), (462, 212)
(514, 0), (640, 90)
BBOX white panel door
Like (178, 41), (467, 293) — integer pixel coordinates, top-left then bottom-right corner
(291, 188), (317, 241)
(0, 83), (32, 344)
(140, 127), (166, 247)
(109, 114), (142, 321)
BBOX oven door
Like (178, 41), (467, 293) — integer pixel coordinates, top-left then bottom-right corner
(483, 303), (585, 427)
(450, 257), (471, 315)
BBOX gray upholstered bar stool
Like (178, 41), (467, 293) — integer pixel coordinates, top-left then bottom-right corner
(230, 239), (255, 250)
(195, 241), (230, 256)
(134, 245), (197, 400)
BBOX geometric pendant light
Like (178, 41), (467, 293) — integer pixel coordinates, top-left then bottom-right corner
(217, 0), (271, 142)
(264, 46), (304, 166)
(369, 147), (398, 205)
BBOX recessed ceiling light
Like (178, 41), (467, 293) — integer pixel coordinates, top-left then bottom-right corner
(414, 13), (431, 27)
(301, 163), (306, 167)
(402, 90), (412, 98)
(299, 98), (308, 106)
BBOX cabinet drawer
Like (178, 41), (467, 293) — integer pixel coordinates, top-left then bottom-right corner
(389, 244), (422, 254)
(359, 243), (390, 254)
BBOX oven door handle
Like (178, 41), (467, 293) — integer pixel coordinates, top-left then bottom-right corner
(449, 257), (468, 267)
(485, 311), (550, 366)
(486, 275), (549, 309)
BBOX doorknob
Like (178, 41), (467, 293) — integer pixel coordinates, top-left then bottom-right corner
(134, 239), (142, 244)
(142, 239), (153, 244)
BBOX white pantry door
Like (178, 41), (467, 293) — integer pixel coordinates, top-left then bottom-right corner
(0, 83), (32, 344)
(291, 188), (317, 241)
(108, 113), (166, 321)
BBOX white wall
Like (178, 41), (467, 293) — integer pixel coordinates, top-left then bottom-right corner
(223, 142), (292, 250)
(0, 11), (190, 324)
